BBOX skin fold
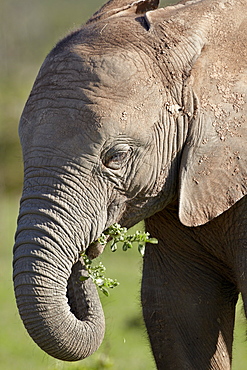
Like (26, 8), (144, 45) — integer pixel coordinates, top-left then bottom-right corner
(13, 0), (246, 368)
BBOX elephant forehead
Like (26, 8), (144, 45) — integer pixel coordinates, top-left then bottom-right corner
(73, 51), (163, 105)
(74, 53), (164, 134)
(26, 48), (162, 113)
(77, 52), (141, 86)
(21, 51), (163, 138)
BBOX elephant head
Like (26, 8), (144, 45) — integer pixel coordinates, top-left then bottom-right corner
(13, 0), (246, 363)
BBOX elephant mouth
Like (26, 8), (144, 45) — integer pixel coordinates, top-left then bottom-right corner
(86, 235), (111, 260)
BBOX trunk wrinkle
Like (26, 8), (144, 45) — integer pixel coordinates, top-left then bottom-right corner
(13, 194), (106, 361)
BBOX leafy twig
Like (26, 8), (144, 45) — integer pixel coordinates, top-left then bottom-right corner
(101, 223), (158, 256)
(81, 224), (158, 296)
(80, 254), (119, 297)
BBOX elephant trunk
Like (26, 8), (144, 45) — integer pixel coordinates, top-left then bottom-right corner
(13, 193), (105, 361)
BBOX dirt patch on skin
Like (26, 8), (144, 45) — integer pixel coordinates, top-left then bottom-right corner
(193, 8), (246, 145)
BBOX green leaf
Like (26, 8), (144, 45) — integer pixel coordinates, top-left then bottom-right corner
(122, 241), (132, 251)
(147, 238), (158, 244)
(110, 242), (118, 252)
(101, 287), (109, 297)
(138, 244), (145, 257)
(98, 234), (108, 245)
(80, 276), (89, 282)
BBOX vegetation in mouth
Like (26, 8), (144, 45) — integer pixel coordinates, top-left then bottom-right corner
(81, 223), (158, 296)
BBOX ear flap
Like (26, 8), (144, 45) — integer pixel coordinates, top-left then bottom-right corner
(144, 0), (247, 227)
(176, 7), (247, 227)
(178, 105), (246, 227)
(87, 0), (159, 24)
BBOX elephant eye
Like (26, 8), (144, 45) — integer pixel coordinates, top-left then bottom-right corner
(103, 144), (131, 170)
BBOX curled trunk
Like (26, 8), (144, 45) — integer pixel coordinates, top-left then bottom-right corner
(13, 196), (105, 361)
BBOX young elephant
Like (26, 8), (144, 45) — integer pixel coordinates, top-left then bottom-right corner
(13, 0), (246, 369)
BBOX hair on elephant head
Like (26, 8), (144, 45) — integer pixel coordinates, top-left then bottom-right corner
(13, 0), (247, 368)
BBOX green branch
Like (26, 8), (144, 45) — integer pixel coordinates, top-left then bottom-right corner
(81, 223), (158, 296)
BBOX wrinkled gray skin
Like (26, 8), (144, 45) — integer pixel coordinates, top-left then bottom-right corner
(13, 0), (247, 368)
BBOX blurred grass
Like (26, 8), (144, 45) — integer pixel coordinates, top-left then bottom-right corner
(0, 0), (246, 368)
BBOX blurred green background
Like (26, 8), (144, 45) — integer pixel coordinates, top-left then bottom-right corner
(0, 0), (246, 369)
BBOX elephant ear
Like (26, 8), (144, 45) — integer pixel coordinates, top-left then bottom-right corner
(144, 0), (247, 227)
(177, 21), (247, 227)
(87, 0), (159, 23)
(178, 95), (247, 227)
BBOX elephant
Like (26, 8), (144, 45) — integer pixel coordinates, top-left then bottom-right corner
(13, 0), (247, 369)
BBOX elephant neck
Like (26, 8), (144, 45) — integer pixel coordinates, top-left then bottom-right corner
(145, 198), (247, 277)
